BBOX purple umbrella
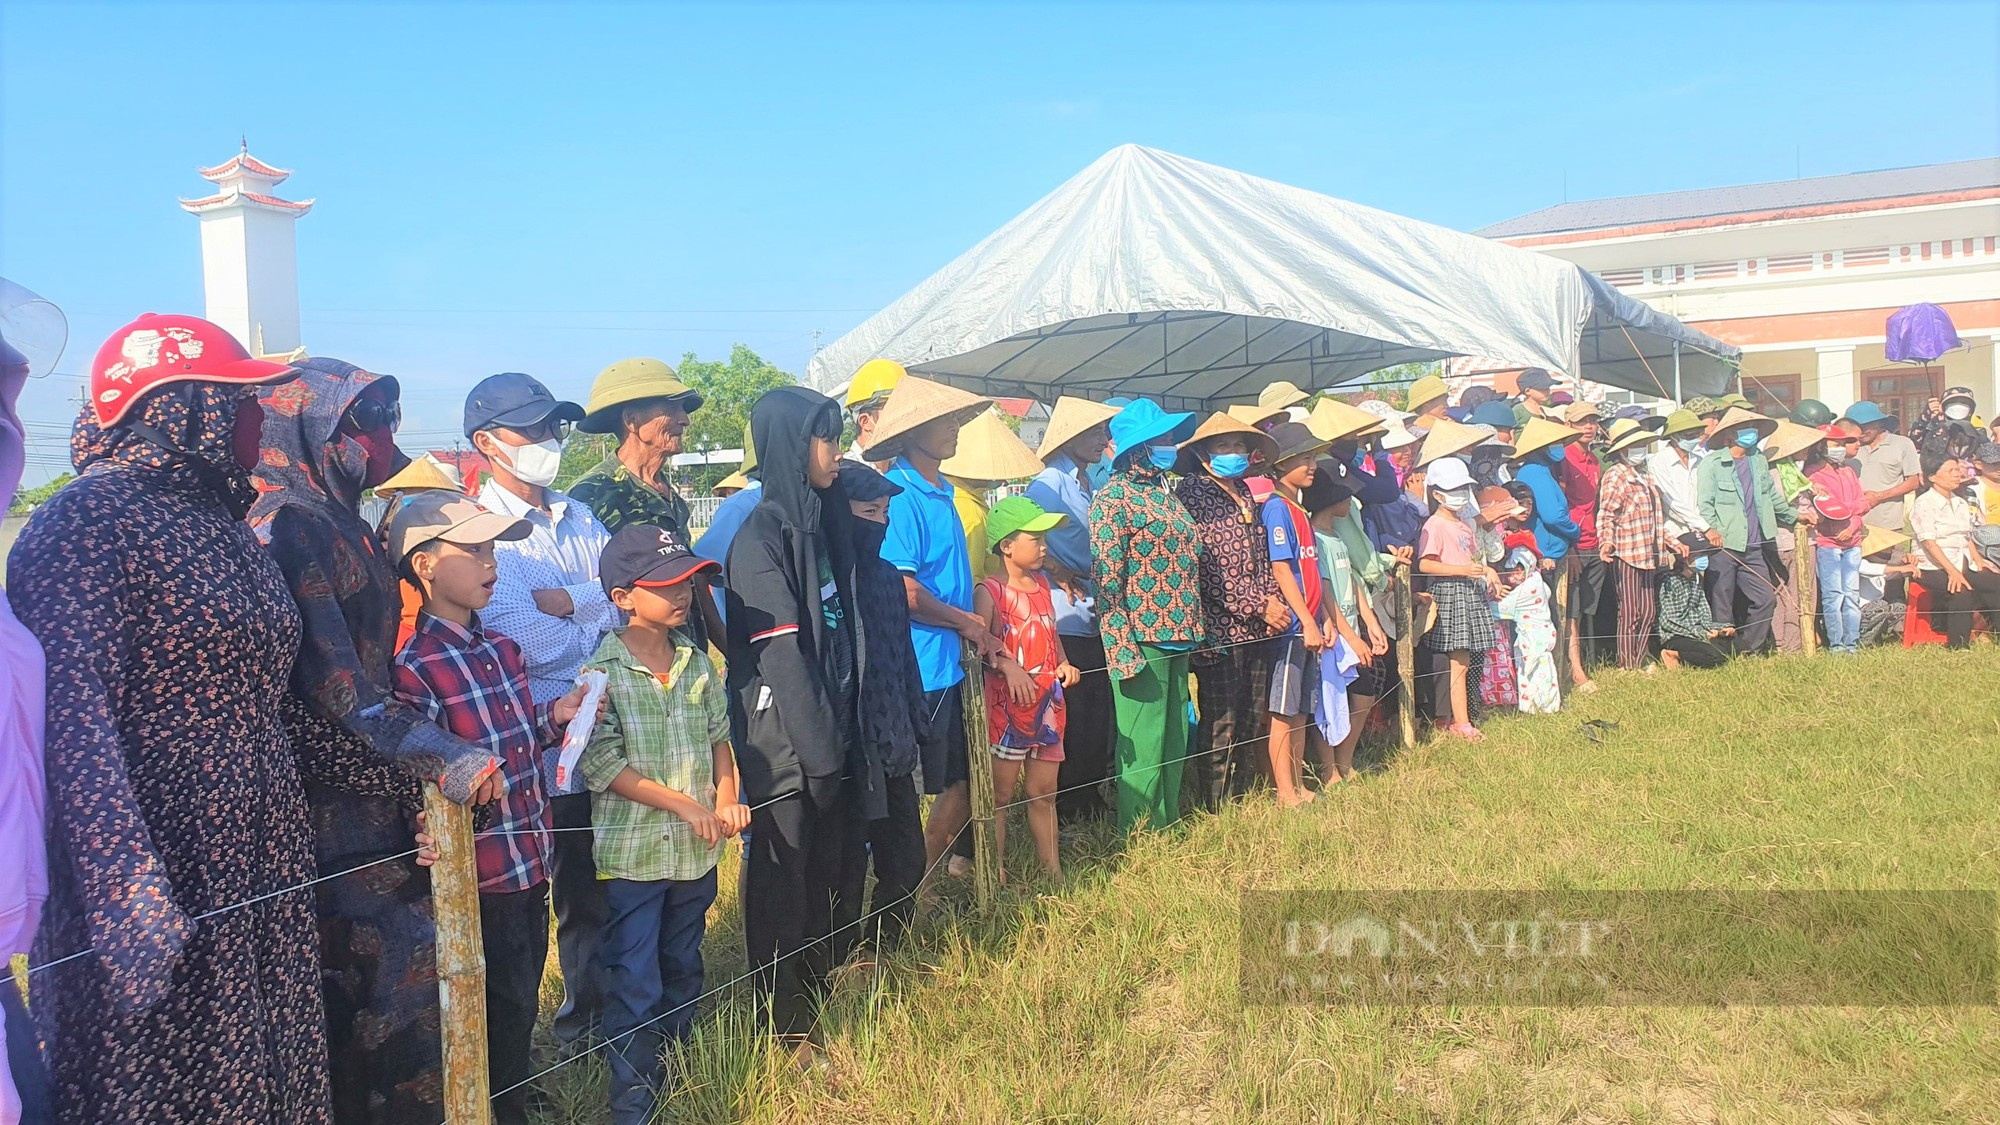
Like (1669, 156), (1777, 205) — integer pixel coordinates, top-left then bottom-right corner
(1885, 303), (1962, 363)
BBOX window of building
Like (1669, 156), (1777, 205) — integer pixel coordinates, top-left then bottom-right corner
(1742, 373), (1801, 418)
(1861, 366), (1943, 427)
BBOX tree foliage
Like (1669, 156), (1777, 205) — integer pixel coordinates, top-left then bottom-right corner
(9, 473), (72, 515)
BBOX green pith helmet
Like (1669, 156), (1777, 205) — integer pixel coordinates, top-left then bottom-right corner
(1789, 398), (1834, 427)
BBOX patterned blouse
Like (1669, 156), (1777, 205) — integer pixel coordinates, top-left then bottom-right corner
(1089, 462), (1206, 679)
(1175, 474), (1279, 658)
(569, 454), (692, 538)
(1596, 460), (1671, 570)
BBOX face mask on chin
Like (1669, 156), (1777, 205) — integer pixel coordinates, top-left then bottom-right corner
(488, 432), (563, 487)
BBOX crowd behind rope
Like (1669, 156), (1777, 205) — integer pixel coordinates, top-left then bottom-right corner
(4, 315), (2000, 1125)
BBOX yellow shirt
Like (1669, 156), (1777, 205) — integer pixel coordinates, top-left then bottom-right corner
(1979, 477), (2000, 526)
(945, 475), (993, 582)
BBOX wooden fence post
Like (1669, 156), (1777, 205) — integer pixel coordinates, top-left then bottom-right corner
(1554, 564), (1572, 693)
(960, 655), (999, 911)
(424, 783), (491, 1125)
(1796, 525), (1818, 656)
(1394, 562), (1417, 748)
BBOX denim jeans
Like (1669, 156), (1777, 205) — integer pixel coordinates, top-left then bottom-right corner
(600, 870), (719, 1125)
(1816, 545), (1862, 652)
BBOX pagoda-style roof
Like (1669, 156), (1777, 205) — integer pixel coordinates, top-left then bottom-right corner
(198, 148), (292, 184)
(179, 190), (315, 216)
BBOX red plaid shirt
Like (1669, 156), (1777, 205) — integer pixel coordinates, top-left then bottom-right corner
(1595, 460), (1671, 569)
(394, 612), (558, 893)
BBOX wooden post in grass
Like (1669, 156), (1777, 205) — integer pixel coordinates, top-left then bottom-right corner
(423, 782), (491, 1125)
(1796, 524), (1818, 656)
(1394, 561), (1417, 748)
(1554, 564), (1572, 693)
(960, 654), (1000, 910)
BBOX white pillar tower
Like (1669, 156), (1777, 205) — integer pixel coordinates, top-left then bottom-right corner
(179, 141), (314, 356)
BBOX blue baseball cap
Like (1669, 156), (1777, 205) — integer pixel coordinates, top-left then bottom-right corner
(1109, 399), (1197, 464)
(1467, 400), (1518, 430)
(463, 372), (584, 438)
(1841, 400), (1896, 428)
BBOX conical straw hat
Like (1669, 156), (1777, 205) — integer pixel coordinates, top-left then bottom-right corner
(1511, 416), (1584, 460)
(1225, 402), (1287, 431)
(1036, 395), (1121, 460)
(1602, 417), (1664, 456)
(1860, 525), (1909, 558)
(1765, 419), (1826, 463)
(1257, 380), (1310, 410)
(377, 455), (461, 494)
(860, 375), (991, 461)
(1702, 406), (1780, 450)
(1306, 398), (1389, 444)
(713, 471), (750, 495)
(941, 407), (1044, 482)
(1174, 411), (1281, 475)
(1415, 417), (1487, 468)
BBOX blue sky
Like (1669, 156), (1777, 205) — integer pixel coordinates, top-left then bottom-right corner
(5, 1), (1996, 481)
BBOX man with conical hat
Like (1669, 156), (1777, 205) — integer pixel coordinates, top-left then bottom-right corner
(1694, 406), (1794, 654)
(864, 375), (1002, 873)
(844, 357), (908, 467)
(1024, 395), (1121, 821)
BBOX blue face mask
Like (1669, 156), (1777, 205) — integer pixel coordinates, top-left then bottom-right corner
(1693, 554), (1710, 573)
(1207, 452), (1250, 478)
(1676, 437), (1704, 454)
(1147, 444), (1180, 471)
(1546, 444), (1567, 464)
(1735, 428), (1761, 451)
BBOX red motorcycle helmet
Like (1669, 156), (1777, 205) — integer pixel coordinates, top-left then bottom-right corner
(90, 313), (296, 427)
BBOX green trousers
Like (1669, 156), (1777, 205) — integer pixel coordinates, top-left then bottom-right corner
(1112, 646), (1191, 833)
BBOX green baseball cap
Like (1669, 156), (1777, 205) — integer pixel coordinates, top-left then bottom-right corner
(986, 495), (1066, 553)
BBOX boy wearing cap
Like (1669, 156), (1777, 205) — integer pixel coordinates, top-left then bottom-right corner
(578, 524), (745, 1125)
(975, 496), (1079, 882)
(388, 492), (593, 1125)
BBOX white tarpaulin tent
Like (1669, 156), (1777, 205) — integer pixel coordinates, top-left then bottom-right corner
(806, 145), (1738, 408)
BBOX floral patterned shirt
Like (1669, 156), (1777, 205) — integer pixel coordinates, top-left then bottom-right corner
(1175, 474), (1280, 658)
(1089, 463), (1206, 679)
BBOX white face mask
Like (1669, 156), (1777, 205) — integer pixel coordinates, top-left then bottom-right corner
(1623, 446), (1649, 465)
(1439, 487), (1475, 513)
(1945, 403), (1972, 421)
(1825, 446), (1848, 466)
(488, 433), (564, 487)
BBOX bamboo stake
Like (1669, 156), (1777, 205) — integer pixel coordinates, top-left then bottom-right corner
(1554, 564), (1573, 694)
(960, 655), (1000, 911)
(1394, 562), (1417, 748)
(423, 783), (491, 1125)
(1796, 524), (1818, 656)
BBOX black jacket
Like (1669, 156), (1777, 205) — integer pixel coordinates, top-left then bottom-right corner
(724, 387), (864, 802)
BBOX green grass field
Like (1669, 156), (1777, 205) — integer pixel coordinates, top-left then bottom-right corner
(533, 645), (2000, 1124)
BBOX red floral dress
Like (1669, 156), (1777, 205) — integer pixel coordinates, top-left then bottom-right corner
(981, 575), (1067, 759)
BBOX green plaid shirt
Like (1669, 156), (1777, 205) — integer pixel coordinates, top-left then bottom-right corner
(578, 630), (730, 882)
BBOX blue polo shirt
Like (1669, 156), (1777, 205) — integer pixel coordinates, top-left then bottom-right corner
(882, 458), (972, 691)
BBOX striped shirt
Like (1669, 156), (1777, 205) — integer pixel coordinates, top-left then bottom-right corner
(393, 612), (556, 893)
(476, 479), (618, 795)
